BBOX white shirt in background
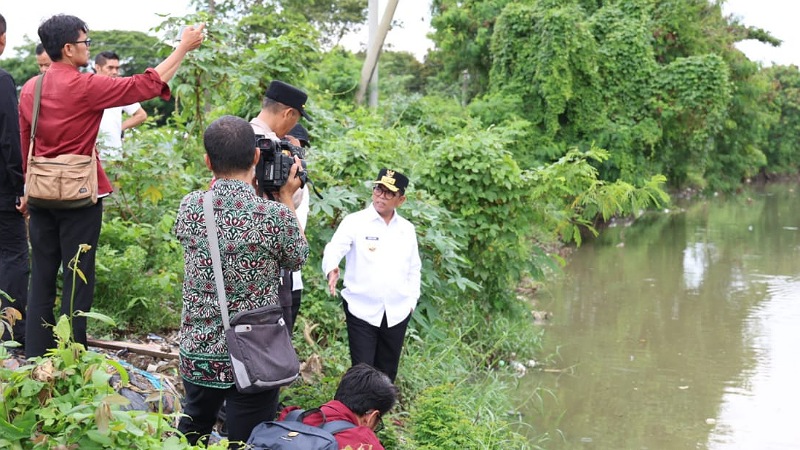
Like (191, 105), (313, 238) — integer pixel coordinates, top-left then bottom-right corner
(97, 102), (142, 158)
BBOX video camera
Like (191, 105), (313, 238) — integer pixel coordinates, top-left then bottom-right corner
(254, 134), (308, 195)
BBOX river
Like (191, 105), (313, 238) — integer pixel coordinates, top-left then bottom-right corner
(521, 182), (800, 449)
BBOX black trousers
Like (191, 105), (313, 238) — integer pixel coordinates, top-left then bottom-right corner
(343, 299), (411, 382)
(179, 380), (279, 449)
(0, 210), (29, 342)
(290, 289), (301, 331)
(25, 200), (103, 358)
(278, 270), (302, 334)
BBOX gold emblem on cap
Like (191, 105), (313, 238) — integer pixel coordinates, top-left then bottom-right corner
(380, 170), (397, 186)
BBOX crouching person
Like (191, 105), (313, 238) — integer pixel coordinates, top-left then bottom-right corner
(278, 363), (398, 449)
(174, 115), (308, 448)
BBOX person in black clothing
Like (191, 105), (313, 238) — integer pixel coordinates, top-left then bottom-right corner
(281, 122), (310, 333)
(0, 13), (30, 344)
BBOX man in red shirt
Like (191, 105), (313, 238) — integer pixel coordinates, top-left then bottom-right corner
(279, 364), (398, 450)
(18, 14), (204, 358)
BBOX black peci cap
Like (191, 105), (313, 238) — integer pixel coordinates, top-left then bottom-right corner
(265, 80), (312, 121)
(373, 168), (409, 194)
(287, 123), (310, 147)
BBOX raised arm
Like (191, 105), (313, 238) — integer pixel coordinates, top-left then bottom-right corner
(154, 24), (205, 83)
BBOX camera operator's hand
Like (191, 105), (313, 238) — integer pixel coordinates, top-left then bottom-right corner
(277, 155), (304, 206)
(284, 135), (301, 148)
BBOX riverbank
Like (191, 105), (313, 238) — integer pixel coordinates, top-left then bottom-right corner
(2, 285), (545, 449)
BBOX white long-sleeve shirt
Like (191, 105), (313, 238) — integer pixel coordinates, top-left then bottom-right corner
(322, 203), (421, 327)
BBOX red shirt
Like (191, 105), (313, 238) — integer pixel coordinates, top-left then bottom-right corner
(279, 400), (385, 450)
(18, 62), (170, 195)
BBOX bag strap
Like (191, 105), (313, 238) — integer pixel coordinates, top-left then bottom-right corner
(284, 408), (356, 435)
(203, 190), (232, 330)
(321, 420), (356, 435)
(30, 74), (44, 142)
(286, 407), (324, 423)
(26, 74), (45, 162)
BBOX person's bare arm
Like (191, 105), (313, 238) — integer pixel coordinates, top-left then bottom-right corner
(154, 24), (205, 83)
(122, 107), (147, 131)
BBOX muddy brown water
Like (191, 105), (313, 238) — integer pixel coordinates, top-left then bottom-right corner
(521, 182), (800, 449)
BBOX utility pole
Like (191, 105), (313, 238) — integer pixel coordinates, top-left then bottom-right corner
(356, 0), (399, 106)
(369, 0), (379, 108)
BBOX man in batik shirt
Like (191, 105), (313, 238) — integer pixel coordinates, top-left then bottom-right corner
(174, 115), (308, 448)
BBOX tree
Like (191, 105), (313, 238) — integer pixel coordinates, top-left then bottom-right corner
(427, 0), (513, 101)
(763, 65), (800, 173)
(4, 38), (40, 87)
(489, 2), (605, 159)
(654, 55), (732, 187)
(89, 30), (165, 77)
(190, 0), (366, 47)
(89, 30), (176, 124)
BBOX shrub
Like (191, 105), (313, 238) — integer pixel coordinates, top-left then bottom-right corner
(0, 317), (223, 449)
(410, 384), (530, 450)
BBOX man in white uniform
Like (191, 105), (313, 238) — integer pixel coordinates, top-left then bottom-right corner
(94, 51), (147, 158)
(322, 168), (421, 382)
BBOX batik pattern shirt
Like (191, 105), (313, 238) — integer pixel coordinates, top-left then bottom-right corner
(174, 179), (308, 388)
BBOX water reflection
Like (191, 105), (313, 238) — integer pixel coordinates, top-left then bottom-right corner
(709, 277), (800, 449)
(521, 183), (800, 449)
(682, 242), (717, 292)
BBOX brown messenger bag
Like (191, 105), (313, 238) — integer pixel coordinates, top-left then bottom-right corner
(24, 73), (98, 209)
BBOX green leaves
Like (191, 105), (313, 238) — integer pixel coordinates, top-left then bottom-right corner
(1, 317), (221, 449)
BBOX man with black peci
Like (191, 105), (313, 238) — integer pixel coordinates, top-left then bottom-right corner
(250, 80), (311, 334)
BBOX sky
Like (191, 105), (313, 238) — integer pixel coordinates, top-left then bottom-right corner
(722, 0), (800, 67)
(0, 1), (797, 66)
(1, 1), (192, 56)
(0, 0), (435, 61)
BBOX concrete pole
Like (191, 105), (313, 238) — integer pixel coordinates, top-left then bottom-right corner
(369, 0), (379, 108)
(356, 0), (399, 106)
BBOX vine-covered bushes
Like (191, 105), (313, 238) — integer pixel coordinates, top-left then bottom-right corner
(428, 0), (798, 191)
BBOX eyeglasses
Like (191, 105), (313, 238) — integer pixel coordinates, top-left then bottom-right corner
(373, 185), (399, 199)
(71, 39), (92, 47)
(374, 413), (384, 433)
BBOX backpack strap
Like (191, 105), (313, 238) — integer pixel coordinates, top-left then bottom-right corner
(286, 407), (328, 423)
(283, 408), (309, 422)
(321, 420), (356, 435)
(284, 407), (356, 435)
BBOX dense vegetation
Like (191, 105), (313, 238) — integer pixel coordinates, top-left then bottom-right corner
(2, 0), (799, 448)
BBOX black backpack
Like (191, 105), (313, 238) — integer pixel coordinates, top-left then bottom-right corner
(247, 408), (355, 450)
